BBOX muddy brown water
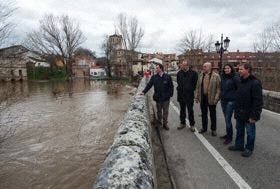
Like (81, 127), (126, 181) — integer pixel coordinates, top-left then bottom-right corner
(0, 80), (133, 189)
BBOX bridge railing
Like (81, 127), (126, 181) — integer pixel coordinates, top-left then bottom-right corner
(93, 78), (154, 189)
(263, 90), (280, 113)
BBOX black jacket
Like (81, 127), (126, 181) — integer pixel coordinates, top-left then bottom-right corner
(221, 73), (240, 102)
(142, 73), (174, 102)
(176, 69), (198, 103)
(234, 75), (263, 122)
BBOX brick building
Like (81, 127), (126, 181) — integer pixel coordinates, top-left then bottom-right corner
(142, 52), (178, 71)
(72, 54), (96, 78)
(178, 50), (280, 91)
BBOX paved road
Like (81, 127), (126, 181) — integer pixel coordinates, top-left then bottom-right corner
(157, 81), (280, 189)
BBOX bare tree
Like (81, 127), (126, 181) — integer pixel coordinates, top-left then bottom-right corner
(177, 29), (215, 67)
(116, 13), (144, 80)
(204, 34), (215, 52)
(253, 27), (273, 52)
(24, 14), (85, 78)
(101, 35), (112, 77)
(117, 13), (144, 51)
(0, 1), (17, 47)
(177, 29), (216, 53)
(271, 21), (280, 51)
(177, 29), (205, 53)
(117, 14), (128, 50)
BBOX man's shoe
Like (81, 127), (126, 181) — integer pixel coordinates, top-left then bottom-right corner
(211, 131), (217, 136)
(220, 134), (227, 139)
(198, 129), (207, 134)
(163, 125), (169, 130)
(228, 146), (244, 151)
(189, 126), (195, 132)
(223, 139), (232, 145)
(177, 123), (186, 130)
(241, 149), (253, 157)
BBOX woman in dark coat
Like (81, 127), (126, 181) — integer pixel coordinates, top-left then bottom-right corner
(220, 64), (240, 144)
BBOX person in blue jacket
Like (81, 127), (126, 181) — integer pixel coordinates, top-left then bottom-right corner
(140, 63), (174, 130)
(228, 63), (263, 157)
(220, 64), (240, 145)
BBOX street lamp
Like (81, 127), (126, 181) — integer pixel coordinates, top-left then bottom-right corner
(215, 34), (230, 74)
(141, 54), (146, 77)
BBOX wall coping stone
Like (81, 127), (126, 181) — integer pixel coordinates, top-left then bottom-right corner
(263, 90), (280, 98)
(93, 78), (154, 189)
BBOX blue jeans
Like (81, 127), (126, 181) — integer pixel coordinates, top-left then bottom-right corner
(221, 101), (235, 140)
(235, 119), (256, 151)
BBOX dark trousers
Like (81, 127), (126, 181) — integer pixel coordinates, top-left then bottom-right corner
(200, 94), (217, 131)
(179, 101), (195, 126)
(235, 119), (256, 151)
(156, 100), (170, 126)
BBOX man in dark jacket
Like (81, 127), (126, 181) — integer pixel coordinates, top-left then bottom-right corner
(228, 63), (263, 157)
(141, 63), (174, 130)
(177, 60), (198, 131)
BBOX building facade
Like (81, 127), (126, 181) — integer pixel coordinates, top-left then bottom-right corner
(142, 52), (178, 72)
(0, 45), (50, 81)
(108, 34), (128, 77)
(72, 54), (96, 78)
(108, 34), (144, 77)
(178, 50), (280, 91)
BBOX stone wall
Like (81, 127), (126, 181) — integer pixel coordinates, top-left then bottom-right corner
(93, 78), (154, 189)
(0, 58), (28, 81)
(263, 90), (280, 113)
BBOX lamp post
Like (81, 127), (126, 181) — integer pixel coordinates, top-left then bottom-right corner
(215, 34), (230, 74)
(141, 54), (144, 76)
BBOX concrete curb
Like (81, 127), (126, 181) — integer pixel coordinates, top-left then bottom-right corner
(93, 78), (154, 189)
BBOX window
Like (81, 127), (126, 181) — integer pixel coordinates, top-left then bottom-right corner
(94, 72), (97, 75)
(79, 59), (86, 65)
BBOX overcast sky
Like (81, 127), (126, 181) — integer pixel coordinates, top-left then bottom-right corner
(10, 0), (280, 56)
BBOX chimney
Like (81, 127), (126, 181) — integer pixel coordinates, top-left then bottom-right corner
(237, 50), (239, 53)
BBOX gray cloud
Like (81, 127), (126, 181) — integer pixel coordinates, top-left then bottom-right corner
(9, 0), (280, 56)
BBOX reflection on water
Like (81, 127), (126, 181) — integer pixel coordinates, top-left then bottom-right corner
(0, 80), (134, 189)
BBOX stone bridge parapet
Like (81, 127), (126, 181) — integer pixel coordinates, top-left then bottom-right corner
(93, 78), (154, 189)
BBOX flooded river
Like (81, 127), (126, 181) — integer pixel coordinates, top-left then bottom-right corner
(0, 80), (134, 189)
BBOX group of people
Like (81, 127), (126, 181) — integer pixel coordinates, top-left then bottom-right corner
(140, 60), (263, 157)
